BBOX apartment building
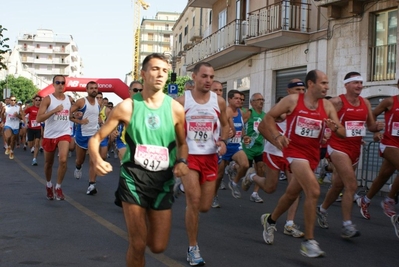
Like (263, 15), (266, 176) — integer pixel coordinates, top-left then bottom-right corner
(175, 0), (398, 112)
(139, 12), (181, 65)
(7, 29), (83, 89)
(172, 6), (211, 77)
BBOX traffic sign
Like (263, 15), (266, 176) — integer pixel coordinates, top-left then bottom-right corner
(168, 83), (178, 98)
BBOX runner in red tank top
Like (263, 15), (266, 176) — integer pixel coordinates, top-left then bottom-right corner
(260, 70), (345, 258)
(357, 79), (399, 235)
(317, 72), (383, 239)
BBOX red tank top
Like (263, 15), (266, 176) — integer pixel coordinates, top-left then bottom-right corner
(329, 94), (368, 153)
(382, 95), (399, 148)
(284, 94), (327, 170)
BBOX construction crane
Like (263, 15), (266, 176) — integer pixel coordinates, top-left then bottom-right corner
(132, 0), (150, 80)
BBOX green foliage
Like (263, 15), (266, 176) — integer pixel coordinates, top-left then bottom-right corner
(163, 72), (191, 96)
(0, 25), (11, 70)
(0, 75), (39, 102)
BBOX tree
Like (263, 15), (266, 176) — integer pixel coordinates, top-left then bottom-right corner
(163, 72), (191, 96)
(0, 75), (39, 102)
(0, 25), (10, 70)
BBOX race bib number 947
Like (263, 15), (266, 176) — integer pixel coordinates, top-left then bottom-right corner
(134, 144), (169, 171)
(294, 116), (322, 138)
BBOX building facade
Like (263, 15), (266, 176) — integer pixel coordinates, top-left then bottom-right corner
(5, 29), (83, 89)
(139, 12), (181, 66)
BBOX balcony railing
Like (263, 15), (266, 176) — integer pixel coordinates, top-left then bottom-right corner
(186, 19), (245, 64)
(189, 26), (202, 42)
(370, 44), (397, 81)
(247, 1), (310, 38)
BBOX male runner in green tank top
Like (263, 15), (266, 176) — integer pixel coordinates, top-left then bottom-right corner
(88, 53), (188, 267)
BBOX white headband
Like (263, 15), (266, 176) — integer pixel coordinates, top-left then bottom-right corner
(344, 76), (363, 84)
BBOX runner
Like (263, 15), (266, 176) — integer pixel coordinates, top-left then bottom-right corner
(24, 95), (42, 165)
(2, 95), (23, 160)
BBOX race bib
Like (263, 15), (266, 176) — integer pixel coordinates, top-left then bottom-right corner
(254, 120), (260, 133)
(134, 144), (169, 171)
(230, 130), (242, 144)
(295, 116), (322, 138)
(345, 121), (366, 137)
(187, 121), (213, 142)
(31, 120), (40, 127)
(391, 122), (399, 136)
(8, 114), (18, 121)
(54, 110), (69, 121)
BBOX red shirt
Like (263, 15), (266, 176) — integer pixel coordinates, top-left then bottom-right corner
(329, 94), (368, 153)
(284, 94), (328, 170)
(24, 106), (41, 130)
(382, 95), (399, 148)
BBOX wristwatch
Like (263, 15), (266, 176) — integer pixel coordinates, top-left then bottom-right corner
(176, 158), (188, 165)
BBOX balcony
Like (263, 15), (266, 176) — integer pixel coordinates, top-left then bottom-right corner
(188, 0), (217, 8)
(313, 0), (370, 18)
(186, 19), (260, 71)
(245, 1), (310, 49)
(370, 44), (397, 81)
(190, 26), (202, 43)
(183, 34), (193, 50)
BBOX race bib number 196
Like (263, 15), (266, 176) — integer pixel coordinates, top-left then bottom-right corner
(134, 144), (169, 171)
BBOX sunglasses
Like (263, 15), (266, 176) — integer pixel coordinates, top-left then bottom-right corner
(10, 99), (16, 101)
(55, 81), (66, 85)
(35, 99), (41, 101)
(131, 88), (142, 93)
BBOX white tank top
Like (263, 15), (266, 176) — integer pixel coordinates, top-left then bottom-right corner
(44, 94), (71, 138)
(185, 90), (220, 155)
(4, 105), (20, 129)
(263, 120), (286, 157)
(76, 97), (99, 136)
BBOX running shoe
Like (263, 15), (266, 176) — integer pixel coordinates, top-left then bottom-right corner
(279, 172), (287, 181)
(250, 193), (263, 203)
(4, 147), (10, 155)
(261, 213), (277, 245)
(284, 224), (305, 238)
(356, 196), (371, 220)
(74, 168), (82, 179)
(46, 185), (54, 200)
(341, 224), (360, 239)
(391, 214), (399, 238)
(316, 206), (329, 229)
(242, 167), (255, 191)
(211, 196), (220, 208)
(32, 158), (38, 166)
(300, 240), (325, 258)
(225, 161), (237, 181)
(39, 147), (43, 153)
(173, 178), (184, 199)
(9, 152), (14, 159)
(335, 193), (343, 202)
(31, 147), (34, 153)
(23, 145), (27, 151)
(86, 184), (97, 195)
(219, 180), (226, 190)
(55, 187), (65, 200)
(187, 245), (205, 266)
(228, 181), (241, 199)
(381, 199), (396, 217)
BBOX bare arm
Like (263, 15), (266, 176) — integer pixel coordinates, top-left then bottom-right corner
(364, 98), (384, 132)
(171, 100), (189, 178)
(324, 99), (345, 138)
(69, 98), (87, 125)
(36, 96), (63, 123)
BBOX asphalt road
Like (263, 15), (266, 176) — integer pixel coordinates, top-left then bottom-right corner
(0, 145), (397, 267)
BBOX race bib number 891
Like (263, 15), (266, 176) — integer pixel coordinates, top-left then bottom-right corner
(294, 116), (322, 138)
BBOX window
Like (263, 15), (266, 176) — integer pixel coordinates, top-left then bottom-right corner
(36, 44), (40, 48)
(209, 10), (212, 25)
(184, 25), (188, 36)
(164, 34), (170, 42)
(148, 44), (153, 52)
(49, 45), (53, 49)
(165, 24), (169, 30)
(371, 9), (397, 81)
(148, 33), (154, 41)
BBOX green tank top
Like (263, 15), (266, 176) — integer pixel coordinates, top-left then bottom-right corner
(243, 108), (265, 155)
(122, 94), (177, 170)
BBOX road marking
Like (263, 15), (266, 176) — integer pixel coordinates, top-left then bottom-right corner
(14, 156), (184, 267)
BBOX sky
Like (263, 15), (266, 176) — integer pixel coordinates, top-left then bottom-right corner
(2, 0), (188, 103)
